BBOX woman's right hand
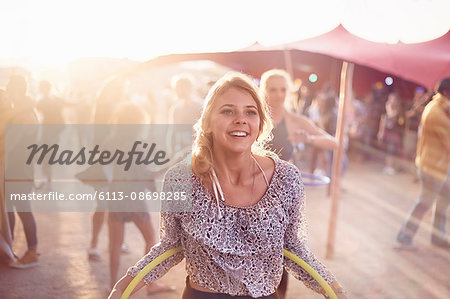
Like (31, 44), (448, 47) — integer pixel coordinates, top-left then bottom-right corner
(108, 275), (142, 299)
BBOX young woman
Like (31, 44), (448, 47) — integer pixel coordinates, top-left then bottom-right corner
(106, 102), (175, 294)
(260, 69), (338, 298)
(260, 69), (337, 162)
(377, 93), (405, 175)
(108, 72), (346, 298)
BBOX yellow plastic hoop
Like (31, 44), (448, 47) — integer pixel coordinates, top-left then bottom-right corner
(120, 246), (183, 299)
(121, 246), (337, 299)
(283, 248), (337, 299)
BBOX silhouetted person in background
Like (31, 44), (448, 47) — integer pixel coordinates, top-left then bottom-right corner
(5, 75), (40, 268)
(377, 93), (405, 175)
(87, 76), (130, 260)
(106, 102), (174, 294)
(167, 75), (202, 154)
(396, 77), (450, 250)
(403, 87), (432, 161)
(36, 80), (65, 184)
(168, 75), (203, 125)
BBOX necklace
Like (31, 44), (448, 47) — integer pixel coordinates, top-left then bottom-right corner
(215, 157), (256, 201)
(210, 155), (269, 219)
(250, 157), (256, 205)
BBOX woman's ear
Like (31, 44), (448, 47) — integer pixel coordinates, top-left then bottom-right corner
(203, 128), (212, 136)
(203, 119), (212, 135)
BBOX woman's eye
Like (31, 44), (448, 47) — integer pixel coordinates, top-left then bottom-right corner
(222, 109), (233, 115)
(247, 110), (257, 116)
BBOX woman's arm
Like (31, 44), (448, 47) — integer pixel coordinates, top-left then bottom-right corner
(287, 112), (338, 150)
(283, 167), (346, 298)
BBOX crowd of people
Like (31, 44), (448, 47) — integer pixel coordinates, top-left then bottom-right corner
(1, 66), (448, 298)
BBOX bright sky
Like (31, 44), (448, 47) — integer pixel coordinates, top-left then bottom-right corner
(1, 0), (449, 70)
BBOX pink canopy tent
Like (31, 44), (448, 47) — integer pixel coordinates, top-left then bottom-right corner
(139, 25), (450, 91)
(282, 25), (450, 90)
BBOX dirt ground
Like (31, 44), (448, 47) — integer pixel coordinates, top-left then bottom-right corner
(1, 159), (449, 299)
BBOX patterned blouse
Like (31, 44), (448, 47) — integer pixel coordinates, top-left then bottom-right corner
(127, 157), (335, 297)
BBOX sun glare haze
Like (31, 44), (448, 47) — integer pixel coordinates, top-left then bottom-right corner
(1, 1), (450, 299)
(0, 0), (449, 70)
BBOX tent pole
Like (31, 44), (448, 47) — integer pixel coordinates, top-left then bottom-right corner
(325, 61), (354, 259)
(283, 49), (294, 78)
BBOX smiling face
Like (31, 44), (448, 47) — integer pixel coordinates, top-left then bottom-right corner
(264, 75), (288, 108)
(208, 87), (260, 155)
(192, 72), (273, 179)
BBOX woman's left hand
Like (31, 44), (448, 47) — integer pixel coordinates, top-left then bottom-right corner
(290, 129), (310, 143)
(336, 292), (348, 299)
(329, 281), (348, 299)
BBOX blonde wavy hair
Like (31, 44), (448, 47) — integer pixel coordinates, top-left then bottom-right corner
(192, 72), (274, 180)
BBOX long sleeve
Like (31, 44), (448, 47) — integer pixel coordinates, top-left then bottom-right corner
(126, 175), (185, 284)
(428, 100), (450, 155)
(283, 169), (336, 295)
(416, 94), (450, 180)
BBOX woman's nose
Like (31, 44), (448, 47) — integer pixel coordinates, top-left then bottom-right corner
(233, 111), (247, 124)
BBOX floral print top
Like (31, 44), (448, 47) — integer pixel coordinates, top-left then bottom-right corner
(127, 157), (335, 297)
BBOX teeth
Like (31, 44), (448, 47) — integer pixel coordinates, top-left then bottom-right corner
(230, 131), (247, 137)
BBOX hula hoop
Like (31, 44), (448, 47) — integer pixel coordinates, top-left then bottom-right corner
(120, 246), (182, 299)
(301, 173), (331, 186)
(121, 246), (336, 299)
(283, 249), (337, 299)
